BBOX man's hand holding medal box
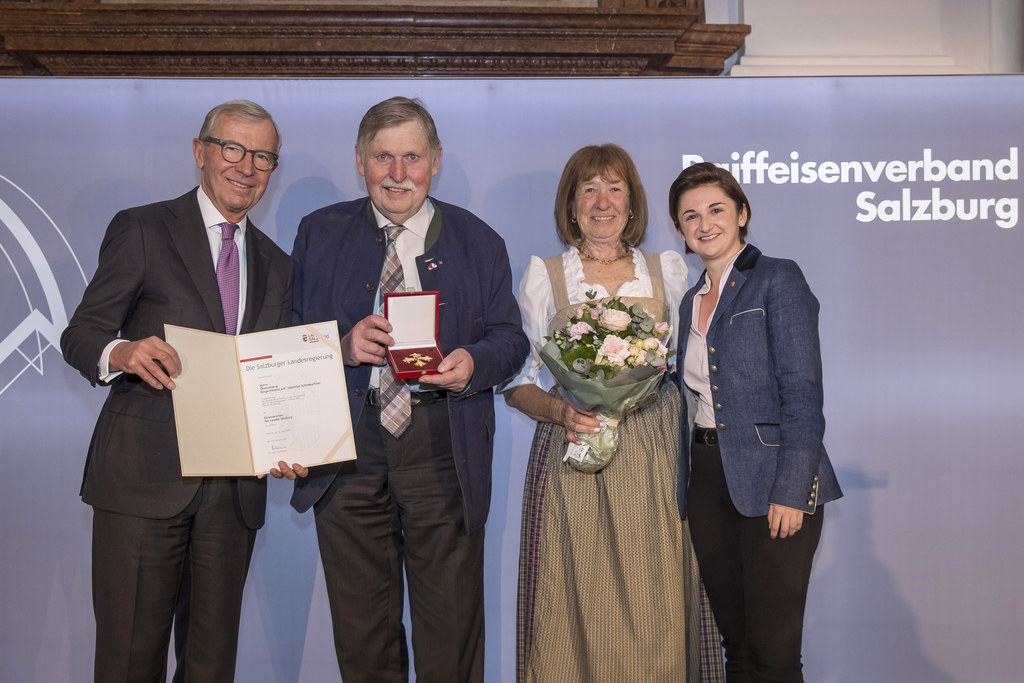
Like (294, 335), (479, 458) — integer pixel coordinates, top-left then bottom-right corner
(383, 291), (445, 379)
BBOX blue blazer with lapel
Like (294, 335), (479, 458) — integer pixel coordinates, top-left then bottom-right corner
(289, 197), (529, 531)
(676, 244), (842, 519)
(61, 189), (294, 529)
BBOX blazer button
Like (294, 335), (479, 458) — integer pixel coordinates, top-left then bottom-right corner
(713, 403), (723, 411)
(716, 423), (726, 430)
(376, 233), (384, 244)
(365, 282), (376, 291)
(354, 388), (364, 396)
(709, 364), (718, 373)
(710, 385), (719, 393)
(708, 346), (716, 355)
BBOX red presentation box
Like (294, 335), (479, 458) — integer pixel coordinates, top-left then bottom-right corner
(384, 291), (444, 379)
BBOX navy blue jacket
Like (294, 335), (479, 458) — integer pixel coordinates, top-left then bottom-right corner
(289, 197), (529, 531)
(676, 244), (842, 519)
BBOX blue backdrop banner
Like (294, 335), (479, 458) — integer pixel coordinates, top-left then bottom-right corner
(1, 76), (1021, 683)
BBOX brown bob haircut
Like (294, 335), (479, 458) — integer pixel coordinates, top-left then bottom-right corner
(668, 161), (752, 253)
(554, 144), (648, 247)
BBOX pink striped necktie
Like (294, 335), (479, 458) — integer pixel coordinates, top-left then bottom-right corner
(216, 222), (240, 335)
(378, 224), (412, 438)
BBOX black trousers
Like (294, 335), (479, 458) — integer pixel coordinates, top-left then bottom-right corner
(92, 479), (255, 683)
(313, 397), (485, 683)
(687, 439), (823, 683)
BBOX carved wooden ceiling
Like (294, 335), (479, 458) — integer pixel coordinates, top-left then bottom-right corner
(0, 1), (749, 77)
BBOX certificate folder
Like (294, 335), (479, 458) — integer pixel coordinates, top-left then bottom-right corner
(165, 321), (356, 477)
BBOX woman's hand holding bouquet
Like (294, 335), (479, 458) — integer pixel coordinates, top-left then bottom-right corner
(539, 293), (673, 472)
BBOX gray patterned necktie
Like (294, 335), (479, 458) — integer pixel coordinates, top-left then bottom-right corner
(378, 224), (412, 437)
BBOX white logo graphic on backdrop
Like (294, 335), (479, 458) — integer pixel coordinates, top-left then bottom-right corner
(684, 148), (1020, 229)
(0, 175), (87, 396)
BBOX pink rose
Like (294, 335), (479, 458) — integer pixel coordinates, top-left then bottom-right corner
(569, 321), (594, 341)
(598, 308), (631, 332)
(654, 320), (670, 337)
(598, 335), (631, 364)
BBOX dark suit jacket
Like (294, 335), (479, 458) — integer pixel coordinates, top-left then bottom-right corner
(289, 197), (529, 531)
(676, 244), (842, 520)
(61, 189), (293, 529)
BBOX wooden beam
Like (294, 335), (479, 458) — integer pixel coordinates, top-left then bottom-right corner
(0, 2), (747, 77)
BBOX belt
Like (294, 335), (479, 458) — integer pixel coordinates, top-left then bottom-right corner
(366, 388), (447, 407)
(693, 426), (719, 446)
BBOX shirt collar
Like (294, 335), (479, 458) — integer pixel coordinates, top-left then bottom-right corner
(369, 198), (434, 239)
(197, 186), (247, 234)
(698, 246), (745, 295)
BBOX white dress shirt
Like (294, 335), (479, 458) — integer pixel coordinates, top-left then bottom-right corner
(368, 199), (435, 389)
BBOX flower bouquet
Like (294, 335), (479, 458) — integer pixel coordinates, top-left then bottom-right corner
(539, 293), (674, 473)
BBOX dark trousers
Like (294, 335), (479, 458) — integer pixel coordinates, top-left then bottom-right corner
(314, 397), (485, 683)
(92, 479), (255, 683)
(687, 439), (823, 683)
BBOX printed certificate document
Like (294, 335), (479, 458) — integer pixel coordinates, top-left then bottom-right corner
(165, 321), (355, 476)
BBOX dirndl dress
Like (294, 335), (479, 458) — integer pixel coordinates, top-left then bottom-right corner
(516, 252), (724, 683)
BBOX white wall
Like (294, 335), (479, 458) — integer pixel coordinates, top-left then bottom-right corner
(704, 0), (1024, 75)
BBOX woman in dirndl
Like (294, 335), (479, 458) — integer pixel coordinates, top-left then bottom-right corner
(503, 144), (724, 683)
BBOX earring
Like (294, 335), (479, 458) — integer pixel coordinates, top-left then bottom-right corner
(571, 216), (577, 224)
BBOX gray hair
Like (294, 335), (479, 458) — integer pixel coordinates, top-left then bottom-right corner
(198, 100), (281, 153)
(356, 96), (441, 159)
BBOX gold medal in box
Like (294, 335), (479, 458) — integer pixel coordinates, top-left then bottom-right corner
(383, 291), (444, 379)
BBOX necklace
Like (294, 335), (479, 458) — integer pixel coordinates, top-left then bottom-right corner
(578, 245), (631, 266)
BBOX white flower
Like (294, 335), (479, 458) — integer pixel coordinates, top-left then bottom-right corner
(599, 308), (631, 332)
(597, 335), (631, 364)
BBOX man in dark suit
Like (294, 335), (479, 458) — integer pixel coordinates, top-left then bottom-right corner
(61, 100), (293, 683)
(272, 97), (529, 683)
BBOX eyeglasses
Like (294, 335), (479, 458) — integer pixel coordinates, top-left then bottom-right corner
(202, 137), (278, 171)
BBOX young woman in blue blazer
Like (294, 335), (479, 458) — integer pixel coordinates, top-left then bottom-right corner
(670, 162), (842, 683)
